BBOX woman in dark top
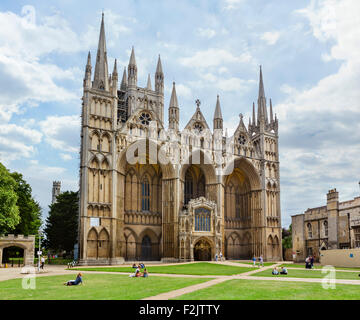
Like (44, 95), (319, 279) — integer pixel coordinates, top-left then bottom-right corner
(64, 273), (83, 286)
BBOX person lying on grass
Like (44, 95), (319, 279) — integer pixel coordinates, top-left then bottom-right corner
(64, 273), (83, 286)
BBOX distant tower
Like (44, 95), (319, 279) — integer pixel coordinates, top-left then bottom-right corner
(52, 181), (61, 204)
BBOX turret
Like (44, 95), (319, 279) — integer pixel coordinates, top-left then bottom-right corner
(213, 95), (223, 131)
(128, 46), (137, 87)
(83, 51), (92, 89)
(146, 74), (152, 91)
(111, 59), (118, 96)
(168, 82), (179, 131)
(155, 55), (164, 94)
(120, 67), (127, 91)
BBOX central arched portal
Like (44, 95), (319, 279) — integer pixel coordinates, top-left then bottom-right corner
(194, 239), (212, 261)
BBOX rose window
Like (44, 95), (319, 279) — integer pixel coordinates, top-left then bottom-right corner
(194, 122), (203, 133)
(139, 113), (152, 125)
(238, 135), (246, 145)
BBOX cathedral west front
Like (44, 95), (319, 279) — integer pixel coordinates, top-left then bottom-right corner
(78, 14), (282, 265)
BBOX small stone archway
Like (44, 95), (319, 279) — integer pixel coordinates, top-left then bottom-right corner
(0, 235), (35, 266)
(193, 237), (213, 261)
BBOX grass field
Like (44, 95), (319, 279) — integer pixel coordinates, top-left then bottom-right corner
(174, 279), (360, 300)
(0, 274), (212, 300)
(251, 268), (360, 280)
(280, 263), (360, 271)
(76, 262), (254, 276)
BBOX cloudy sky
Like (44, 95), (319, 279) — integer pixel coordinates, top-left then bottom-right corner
(0, 0), (359, 227)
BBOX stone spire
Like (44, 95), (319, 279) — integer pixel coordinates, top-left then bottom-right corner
(168, 82), (179, 131)
(128, 46), (137, 87)
(146, 74), (152, 90)
(213, 95), (223, 130)
(93, 13), (109, 91)
(155, 55), (164, 94)
(111, 59), (118, 95)
(84, 51), (92, 88)
(257, 65), (268, 126)
(270, 98), (274, 123)
(121, 67), (127, 90)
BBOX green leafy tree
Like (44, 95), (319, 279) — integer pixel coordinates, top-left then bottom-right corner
(11, 172), (42, 236)
(44, 191), (79, 255)
(282, 224), (292, 249)
(0, 162), (20, 234)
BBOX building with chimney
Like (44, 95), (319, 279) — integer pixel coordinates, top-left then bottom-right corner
(292, 188), (360, 262)
(78, 14), (282, 265)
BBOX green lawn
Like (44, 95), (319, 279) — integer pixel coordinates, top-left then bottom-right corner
(251, 268), (360, 280)
(280, 263), (360, 271)
(76, 262), (253, 276)
(0, 274), (211, 300)
(174, 279), (360, 300)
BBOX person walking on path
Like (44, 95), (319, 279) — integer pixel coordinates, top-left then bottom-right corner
(40, 256), (45, 270)
(252, 256), (257, 267)
(219, 252), (223, 261)
(258, 255), (264, 268)
(215, 253), (218, 262)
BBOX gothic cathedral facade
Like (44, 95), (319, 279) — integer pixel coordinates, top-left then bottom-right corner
(78, 15), (282, 265)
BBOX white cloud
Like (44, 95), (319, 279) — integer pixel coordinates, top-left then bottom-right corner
(261, 31), (281, 45)
(277, 0), (360, 220)
(223, 0), (245, 10)
(60, 153), (73, 161)
(0, 124), (42, 164)
(196, 28), (216, 39)
(179, 48), (253, 69)
(40, 115), (80, 153)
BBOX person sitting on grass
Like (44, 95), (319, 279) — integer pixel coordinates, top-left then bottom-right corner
(132, 263), (137, 269)
(280, 267), (288, 275)
(140, 262), (145, 269)
(272, 267), (279, 275)
(129, 268), (141, 278)
(64, 273), (83, 286)
(142, 268), (149, 278)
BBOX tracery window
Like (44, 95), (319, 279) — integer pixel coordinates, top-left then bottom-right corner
(194, 208), (211, 232)
(324, 220), (328, 237)
(141, 177), (150, 211)
(307, 223), (312, 238)
(194, 122), (203, 133)
(238, 135), (246, 145)
(139, 112), (152, 125)
(354, 227), (360, 248)
(184, 171), (193, 205)
(235, 189), (241, 218)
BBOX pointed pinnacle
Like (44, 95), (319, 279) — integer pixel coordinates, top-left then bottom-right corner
(146, 74), (152, 90)
(169, 82), (179, 108)
(156, 55), (163, 74)
(214, 94), (223, 119)
(121, 67), (127, 89)
(129, 46), (136, 66)
(113, 59), (118, 75)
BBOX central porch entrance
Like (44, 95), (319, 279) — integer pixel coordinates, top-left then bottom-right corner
(194, 238), (212, 261)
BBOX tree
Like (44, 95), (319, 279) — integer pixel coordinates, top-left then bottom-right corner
(282, 224), (292, 249)
(0, 162), (20, 234)
(11, 172), (42, 236)
(44, 191), (79, 255)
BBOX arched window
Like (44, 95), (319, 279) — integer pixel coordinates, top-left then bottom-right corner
(235, 188), (241, 218)
(324, 220), (328, 237)
(307, 223), (312, 238)
(194, 208), (211, 231)
(141, 177), (150, 211)
(184, 171), (193, 205)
